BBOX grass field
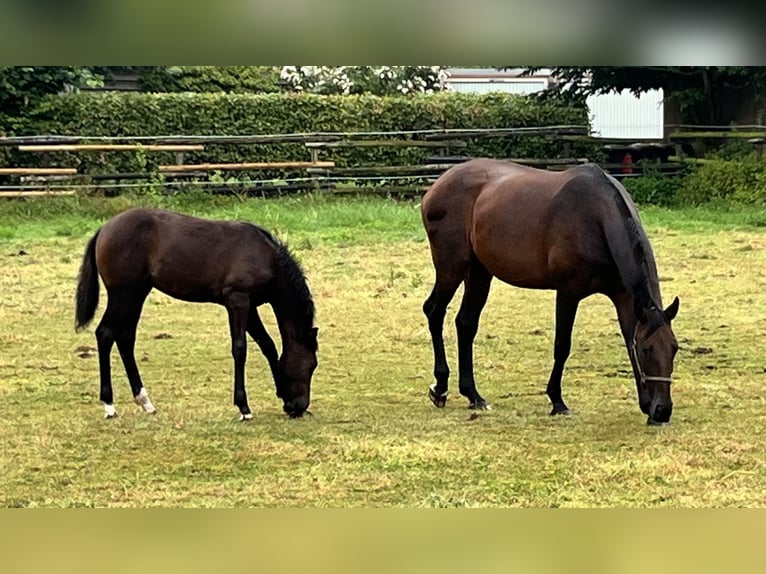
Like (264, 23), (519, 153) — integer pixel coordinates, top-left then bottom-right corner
(0, 193), (764, 507)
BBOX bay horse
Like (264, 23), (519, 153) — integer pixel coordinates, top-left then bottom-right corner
(421, 159), (679, 425)
(75, 208), (318, 420)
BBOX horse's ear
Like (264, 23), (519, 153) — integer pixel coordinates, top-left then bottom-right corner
(664, 296), (680, 322)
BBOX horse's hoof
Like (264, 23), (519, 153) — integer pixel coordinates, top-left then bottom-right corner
(468, 401), (491, 411)
(240, 413), (253, 422)
(104, 412), (118, 419)
(428, 384), (448, 408)
(647, 417), (669, 427)
(550, 407), (572, 416)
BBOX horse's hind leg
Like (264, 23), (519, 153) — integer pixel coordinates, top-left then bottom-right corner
(455, 257), (493, 410)
(95, 304), (118, 418)
(545, 292), (580, 416)
(423, 220), (471, 407)
(424, 282), (460, 406)
(94, 286), (152, 418)
(112, 287), (155, 414)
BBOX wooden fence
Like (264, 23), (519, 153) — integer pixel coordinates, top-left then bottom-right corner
(2, 125), (764, 198)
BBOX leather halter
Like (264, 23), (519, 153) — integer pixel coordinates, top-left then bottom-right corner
(631, 324), (673, 385)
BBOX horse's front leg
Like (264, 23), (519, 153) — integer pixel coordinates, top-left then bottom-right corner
(225, 292), (252, 421)
(545, 292), (580, 416)
(247, 308), (281, 398)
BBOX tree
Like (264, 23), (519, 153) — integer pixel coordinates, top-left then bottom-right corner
(143, 67), (282, 93)
(0, 66), (100, 132)
(279, 66), (450, 96)
(521, 66), (766, 126)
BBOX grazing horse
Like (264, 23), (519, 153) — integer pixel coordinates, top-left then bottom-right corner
(75, 208), (318, 420)
(421, 159), (679, 425)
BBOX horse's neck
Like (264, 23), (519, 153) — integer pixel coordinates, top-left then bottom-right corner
(602, 170), (663, 307)
(613, 293), (642, 384)
(271, 292), (309, 345)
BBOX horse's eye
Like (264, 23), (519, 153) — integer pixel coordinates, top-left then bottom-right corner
(642, 344), (654, 355)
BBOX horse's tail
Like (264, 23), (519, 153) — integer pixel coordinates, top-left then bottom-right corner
(75, 229), (101, 332)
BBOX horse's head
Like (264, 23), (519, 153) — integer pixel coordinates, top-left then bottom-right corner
(278, 326), (318, 418)
(633, 296), (679, 425)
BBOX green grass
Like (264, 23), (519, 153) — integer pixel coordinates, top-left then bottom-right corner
(0, 192), (425, 246)
(2, 192), (766, 245)
(0, 194), (764, 507)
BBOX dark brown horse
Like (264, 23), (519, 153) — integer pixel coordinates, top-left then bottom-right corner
(421, 159), (679, 425)
(75, 208), (318, 420)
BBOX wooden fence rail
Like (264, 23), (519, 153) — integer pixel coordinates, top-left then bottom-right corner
(0, 167), (78, 175)
(19, 144), (204, 152)
(5, 124), (761, 198)
(158, 161), (335, 173)
(0, 125), (590, 147)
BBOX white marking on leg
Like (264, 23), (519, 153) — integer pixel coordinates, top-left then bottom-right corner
(134, 387), (156, 414)
(429, 383), (448, 398)
(104, 403), (117, 418)
(240, 413), (253, 421)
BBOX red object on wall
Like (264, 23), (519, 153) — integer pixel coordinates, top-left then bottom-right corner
(621, 152), (633, 174)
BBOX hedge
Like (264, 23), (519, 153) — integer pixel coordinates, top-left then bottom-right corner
(676, 155), (766, 205)
(137, 66), (282, 94)
(18, 91), (594, 178)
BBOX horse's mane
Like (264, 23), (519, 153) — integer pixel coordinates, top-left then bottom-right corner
(251, 225), (316, 330)
(583, 164), (663, 311)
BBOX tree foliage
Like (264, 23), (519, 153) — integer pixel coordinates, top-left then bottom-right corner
(522, 67), (766, 125)
(90, 66), (283, 93)
(279, 66), (450, 96)
(0, 66), (99, 132)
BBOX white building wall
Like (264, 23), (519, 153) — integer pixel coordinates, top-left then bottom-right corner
(445, 70), (664, 140)
(586, 89), (664, 139)
(447, 79), (549, 95)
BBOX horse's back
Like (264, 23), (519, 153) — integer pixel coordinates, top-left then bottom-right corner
(475, 164), (615, 289)
(95, 208), (276, 301)
(423, 160), (619, 292)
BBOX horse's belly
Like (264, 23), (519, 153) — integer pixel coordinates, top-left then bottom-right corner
(149, 257), (223, 303)
(477, 248), (555, 289)
(472, 213), (556, 288)
(152, 278), (217, 303)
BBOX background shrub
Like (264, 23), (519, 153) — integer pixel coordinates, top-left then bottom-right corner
(137, 66), (282, 94)
(677, 154), (766, 205)
(621, 160), (683, 206)
(17, 91), (595, 179)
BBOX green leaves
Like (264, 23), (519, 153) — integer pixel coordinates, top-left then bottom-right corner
(20, 91), (589, 179)
(529, 67), (766, 126)
(678, 156), (766, 205)
(0, 67), (93, 131)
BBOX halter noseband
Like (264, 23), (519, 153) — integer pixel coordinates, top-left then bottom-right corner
(631, 325), (673, 385)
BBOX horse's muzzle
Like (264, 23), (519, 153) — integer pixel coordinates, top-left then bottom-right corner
(647, 403), (673, 426)
(283, 397), (309, 418)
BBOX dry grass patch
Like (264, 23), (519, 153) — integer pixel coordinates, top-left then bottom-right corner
(0, 199), (764, 507)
